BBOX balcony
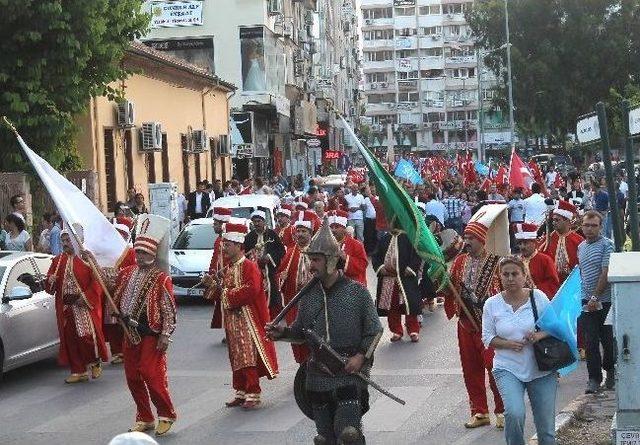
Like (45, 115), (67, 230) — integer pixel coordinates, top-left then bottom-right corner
(362, 17), (393, 28)
(397, 79), (418, 91)
(361, 0), (393, 5)
(422, 99), (445, 109)
(442, 13), (467, 25)
(366, 81), (395, 92)
(398, 112), (422, 125)
(419, 56), (445, 70)
(363, 59), (395, 71)
(363, 39), (394, 49)
(366, 102), (398, 113)
(445, 55), (477, 66)
(394, 36), (418, 50)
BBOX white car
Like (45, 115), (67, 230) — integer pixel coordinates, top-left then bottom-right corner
(0, 252), (58, 379)
(206, 194), (281, 229)
(169, 216), (248, 299)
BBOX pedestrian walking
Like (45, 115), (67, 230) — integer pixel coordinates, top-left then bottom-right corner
(3, 213), (33, 251)
(577, 210), (615, 394)
(344, 183), (365, 242)
(483, 256), (558, 445)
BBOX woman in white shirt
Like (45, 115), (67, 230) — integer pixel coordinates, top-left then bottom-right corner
(482, 256), (557, 445)
(3, 213), (33, 251)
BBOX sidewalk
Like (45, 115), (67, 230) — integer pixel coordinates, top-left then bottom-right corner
(529, 388), (615, 445)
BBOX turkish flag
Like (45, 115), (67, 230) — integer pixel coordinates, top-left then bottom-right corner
(347, 168), (365, 184)
(480, 177), (491, 192)
(508, 150), (535, 192)
(554, 172), (566, 189)
(495, 165), (509, 186)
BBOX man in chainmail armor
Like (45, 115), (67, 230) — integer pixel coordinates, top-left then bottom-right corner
(266, 220), (383, 445)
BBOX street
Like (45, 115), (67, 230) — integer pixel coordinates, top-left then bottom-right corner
(0, 266), (586, 445)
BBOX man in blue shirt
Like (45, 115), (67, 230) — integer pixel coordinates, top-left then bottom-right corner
(49, 215), (63, 256)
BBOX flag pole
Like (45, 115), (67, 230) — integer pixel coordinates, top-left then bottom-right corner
(2, 116), (134, 341)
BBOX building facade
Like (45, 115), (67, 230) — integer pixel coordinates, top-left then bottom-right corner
(143, 0), (361, 180)
(75, 42), (235, 214)
(360, 0), (507, 158)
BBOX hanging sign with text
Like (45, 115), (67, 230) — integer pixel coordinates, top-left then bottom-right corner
(324, 150), (342, 160)
(629, 107), (640, 136)
(150, 1), (204, 28)
(576, 114), (601, 144)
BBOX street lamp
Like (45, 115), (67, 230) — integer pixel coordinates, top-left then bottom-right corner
(504, 0), (516, 149)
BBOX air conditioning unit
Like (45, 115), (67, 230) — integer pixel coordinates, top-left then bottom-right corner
(370, 83), (378, 89)
(381, 82), (389, 88)
(117, 101), (135, 128)
(282, 22), (293, 37)
(364, 19), (373, 25)
(192, 130), (209, 152)
(447, 13), (454, 19)
(140, 122), (162, 151)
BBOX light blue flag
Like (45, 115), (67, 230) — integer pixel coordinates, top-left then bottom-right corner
(394, 159), (423, 185)
(475, 160), (490, 176)
(535, 267), (583, 376)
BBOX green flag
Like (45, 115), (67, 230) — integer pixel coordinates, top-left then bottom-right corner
(339, 115), (449, 290)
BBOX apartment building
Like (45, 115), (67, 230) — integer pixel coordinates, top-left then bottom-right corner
(142, 0), (360, 180)
(360, 0), (507, 157)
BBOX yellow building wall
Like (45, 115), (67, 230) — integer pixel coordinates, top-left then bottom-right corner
(77, 70), (232, 213)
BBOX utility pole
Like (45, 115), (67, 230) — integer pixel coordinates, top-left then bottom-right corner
(476, 49), (484, 161)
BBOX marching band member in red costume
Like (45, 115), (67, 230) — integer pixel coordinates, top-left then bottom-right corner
(443, 205), (507, 430)
(205, 223), (279, 410)
(102, 222), (137, 365)
(514, 223), (560, 299)
(112, 214), (177, 436)
(276, 211), (317, 363)
(205, 207), (232, 330)
(45, 224), (108, 384)
(540, 200), (583, 282)
(275, 205), (296, 249)
(328, 210), (368, 287)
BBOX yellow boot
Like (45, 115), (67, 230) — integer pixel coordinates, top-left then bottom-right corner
(464, 413), (490, 428)
(90, 362), (102, 380)
(155, 419), (174, 436)
(64, 373), (89, 384)
(495, 413), (505, 429)
(128, 421), (155, 433)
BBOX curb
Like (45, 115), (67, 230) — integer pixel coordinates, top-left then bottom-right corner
(528, 394), (590, 445)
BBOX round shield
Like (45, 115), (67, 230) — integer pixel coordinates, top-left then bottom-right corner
(294, 364), (314, 419)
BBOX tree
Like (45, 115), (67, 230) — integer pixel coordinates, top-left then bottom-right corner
(467, 0), (640, 148)
(0, 0), (149, 170)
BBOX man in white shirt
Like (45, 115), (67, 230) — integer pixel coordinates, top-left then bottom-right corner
(187, 180), (211, 220)
(523, 183), (547, 224)
(362, 185), (378, 254)
(618, 174), (628, 199)
(545, 169), (557, 188)
(425, 193), (446, 227)
(344, 182), (365, 241)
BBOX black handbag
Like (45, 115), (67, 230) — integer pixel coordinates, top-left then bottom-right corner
(529, 290), (576, 371)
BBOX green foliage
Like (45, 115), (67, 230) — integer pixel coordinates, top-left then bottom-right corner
(467, 0), (640, 147)
(0, 0), (149, 171)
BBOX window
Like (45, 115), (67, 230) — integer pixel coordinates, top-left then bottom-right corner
(172, 223), (217, 250)
(419, 5), (441, 15)
(483, 89), (496, 100)
(394, 6), (415, 16)
(421, 47), (443, 57)
(398, 91), (419, 102)
(420, 26), (442, 35)
(3, 260), (38, 298)
(443, 3), (464, 14)
(367, 73), (388, 83)
(446, 25), (461, 36)
(432, 130), (445, 143)
(396, 49), (417, 58)
(397, 71), (418, 79)
(421, 69), (444, 79)
(467, 110), (478, 120)
(395, 28), (416, 37)
(363, 7), (392, 19)
(424, 90), (444, 101)
(447, 67), (475, 78)
(447, 47), (474, 57)
(364, 29), (394, 40)
(364, 50), (393, 61)
(218, 134), (230, 155)
(368, 93), (395, 103)
(371, 115), (397, 124)
(423, 112), (445, 123)
(447, 111), (467, 121)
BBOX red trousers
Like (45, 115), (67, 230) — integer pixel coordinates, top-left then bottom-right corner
(62, 313), (97, 374)
(232, 366), (261, 399)
(104, 324), (123, 356)
(457, 321), (504, 415)
(387, 288), (420, 336)
(124, 336), (177, 422)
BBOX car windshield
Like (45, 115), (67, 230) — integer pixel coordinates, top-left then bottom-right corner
(230, 207), (274, 228)
(173, 224), (216, 250)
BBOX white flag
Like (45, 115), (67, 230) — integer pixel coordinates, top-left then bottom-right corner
(16, 135), (126, 267)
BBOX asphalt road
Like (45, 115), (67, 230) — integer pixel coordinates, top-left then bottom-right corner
(0, 266), (586, 445)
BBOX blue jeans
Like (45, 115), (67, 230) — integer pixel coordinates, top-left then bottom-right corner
(492, 369), (557, 445)
(348, 219), (365, 242)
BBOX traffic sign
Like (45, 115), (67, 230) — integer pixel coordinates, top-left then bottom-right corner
(307, 138), (321, 147)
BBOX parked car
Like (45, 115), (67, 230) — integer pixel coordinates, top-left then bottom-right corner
(206, 194), (280, 229)
(169, 216), (248, 298)
(0, 252), (58, 379)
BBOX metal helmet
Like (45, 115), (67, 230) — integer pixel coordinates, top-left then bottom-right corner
(306, 217), (341, 273)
